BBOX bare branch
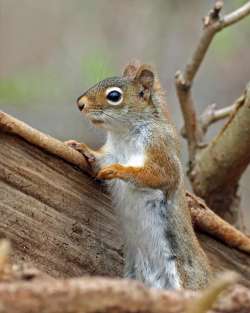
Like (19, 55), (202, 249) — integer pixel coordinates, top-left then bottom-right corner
(175, 1), (250, 162)
(190, 83), (250, 224)
(180, 102), (236, 139)
(221, 1), (250, 28)
(0, 111), (90, 173)
(200, 102), (237, 134)
(185, 1), (223, 84)
(203, 1), (224, 28)
(0, 277), (189, 313)
(175, 72), (203, 160)
(187, 191), (250, 254)
(182, 0), (250, 86)
(0, 276), (249, 313)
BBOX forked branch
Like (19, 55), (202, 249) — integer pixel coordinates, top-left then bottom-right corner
(175, 1), (250, 162)
(190, 83), (250, 223)
(199, 102), (237, 134)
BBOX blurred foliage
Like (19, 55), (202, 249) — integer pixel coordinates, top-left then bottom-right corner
(80, 52), (115, 86)
(0, 69), (61, 106)
(210, 9), (250, 59)
(235, 0), (249, 7)
(0, 52), (114, 106)
(212, 29), (239, 58)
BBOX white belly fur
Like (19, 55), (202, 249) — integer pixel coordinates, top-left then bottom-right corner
(110, 180), (181, 289)
(99, 130), (181, 289)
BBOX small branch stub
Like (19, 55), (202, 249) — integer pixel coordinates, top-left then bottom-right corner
(199, 102), (237, 134)
(203, 1), (223, 27)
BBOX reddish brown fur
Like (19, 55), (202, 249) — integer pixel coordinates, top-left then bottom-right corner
(97, 139), (179, 191)
(69, 62), (212, 289)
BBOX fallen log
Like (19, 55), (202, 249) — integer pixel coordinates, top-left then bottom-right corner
(0, 112), (250, 312)
(0, 128), (250, 281)
(0, 130), (123, 278)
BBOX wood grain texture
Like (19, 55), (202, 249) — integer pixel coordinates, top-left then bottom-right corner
(0, 131), (250, 282)
(0, 132), (123, 278)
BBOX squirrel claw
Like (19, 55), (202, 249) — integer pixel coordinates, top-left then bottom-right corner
(97, 164), (122, 180)
(64, 140), (80, 149)
(97, 168), (116, 180)
(65, 140), (96, 163)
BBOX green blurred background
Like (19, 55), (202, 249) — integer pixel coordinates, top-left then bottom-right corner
(0, 0), (250, 227)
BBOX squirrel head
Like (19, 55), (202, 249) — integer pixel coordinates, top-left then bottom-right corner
(76, 62), (162, 130)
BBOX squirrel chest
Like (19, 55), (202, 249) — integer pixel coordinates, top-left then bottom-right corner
(100, 125), (149, 197)
(97, 126), (182, 289)
(102, 129), (148, 205)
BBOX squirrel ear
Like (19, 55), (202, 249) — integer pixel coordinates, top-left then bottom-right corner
(135, 65), (154, 90)
(122, 60), (141, 79)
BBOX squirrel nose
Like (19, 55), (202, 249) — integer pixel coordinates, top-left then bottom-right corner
(77, 96), (86, 111)
(77, 101), (85, 111)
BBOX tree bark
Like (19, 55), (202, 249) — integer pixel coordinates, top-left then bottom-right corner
(0, 131), (250, 282)
(0, 130), (123, 278)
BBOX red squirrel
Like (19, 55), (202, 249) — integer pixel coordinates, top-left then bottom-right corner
(66, 62), (250, 289)
(66, 62), (211, 289)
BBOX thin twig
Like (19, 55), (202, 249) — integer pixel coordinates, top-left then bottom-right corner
(184, 1), (223, 84)
(180, 103), (237, 138)
(182, 0), (250, 86)
(200, 102), (237, 134)
(0, 111), (90, 173)
(221, 1), (250, 28)
(175, 0), (250, 162)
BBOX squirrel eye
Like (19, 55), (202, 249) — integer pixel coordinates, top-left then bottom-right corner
(139, 90), (144, 98)
(106, 87), (123, 105)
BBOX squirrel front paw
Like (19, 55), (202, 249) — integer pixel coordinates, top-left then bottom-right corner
(97, 164), (124, 180)
(65, 140), (96, 163)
